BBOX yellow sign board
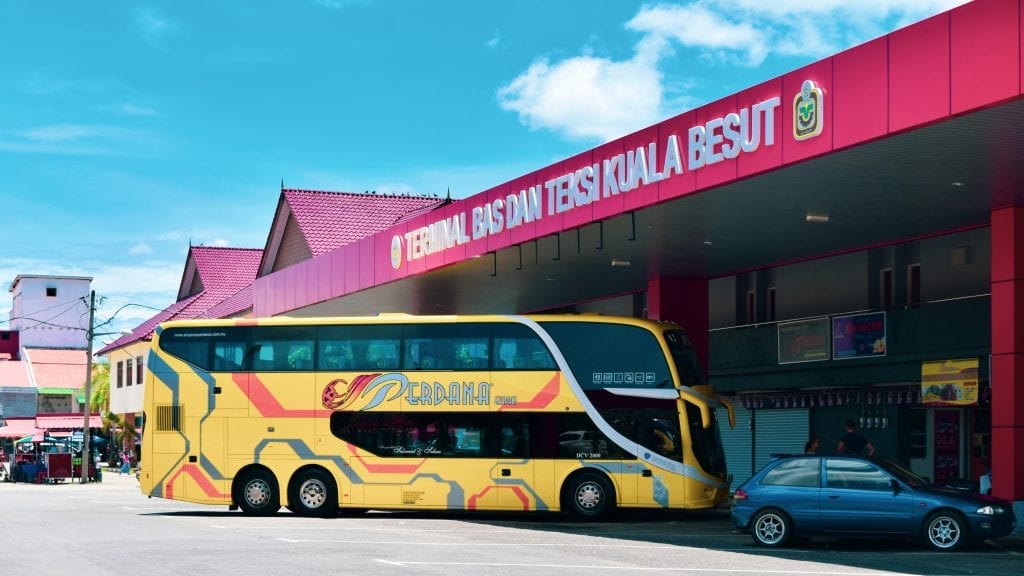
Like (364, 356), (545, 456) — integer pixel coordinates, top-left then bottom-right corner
(921, 358), (979, 406)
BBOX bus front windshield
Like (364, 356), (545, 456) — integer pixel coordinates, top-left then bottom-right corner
(665, 329), (706, 388)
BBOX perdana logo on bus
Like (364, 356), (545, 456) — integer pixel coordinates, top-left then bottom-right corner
(392, 95), (783, 270)
(322, 372), (492, 411)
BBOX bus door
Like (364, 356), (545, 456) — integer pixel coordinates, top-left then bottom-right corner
(493, 417), (535, 510)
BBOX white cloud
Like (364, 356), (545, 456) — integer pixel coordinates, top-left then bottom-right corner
(498, 54), (664, 143)
(119, 102), (157, 117)
(486, 30), (501, 49)
(129, 243), (153, 255)
(497, 0), (970, 144)
(0, 123), (165, 156)
(0, 258), (181, 329)
(133, 7), (182, 50)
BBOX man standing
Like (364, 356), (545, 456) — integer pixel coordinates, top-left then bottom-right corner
(837, 419), (875, 456)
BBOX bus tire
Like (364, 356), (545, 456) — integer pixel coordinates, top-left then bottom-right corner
(563, 471), (615, 521)
(288, 468), (338, 518)
(235, 468), (280, 516)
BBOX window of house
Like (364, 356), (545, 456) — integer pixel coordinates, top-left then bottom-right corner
(136, 356), (144, 384)
(116, 361), (124, 388)
(880, 268), (893, 309)
(46, 287), (57, 297)
(126, 358), (134, 386)
(908, 264), (921, 307)
(767, 287), (776, 322)
(746, 290), (756, 324)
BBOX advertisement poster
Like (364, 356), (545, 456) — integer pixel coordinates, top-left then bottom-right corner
(777, 318), (830, 364)
(921, 358), (979, 406)
(933, 409), (960, 484)
(832, 312), (886, 359)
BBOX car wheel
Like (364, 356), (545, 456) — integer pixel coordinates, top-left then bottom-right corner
(563, 471), (615, 520)
(751, 508), (791, 547)
(924, 511), (967, 551)
(235, 468), (280, 516)
(288, 468), (338, 518)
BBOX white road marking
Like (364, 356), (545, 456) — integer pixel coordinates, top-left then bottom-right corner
(367, 560), (906, 574)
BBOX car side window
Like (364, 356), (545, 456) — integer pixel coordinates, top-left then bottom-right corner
(761, 458), (820, 487)
(825, 459), (891, 491)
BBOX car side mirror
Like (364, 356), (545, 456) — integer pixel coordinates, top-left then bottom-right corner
(890, 479), (901, 494)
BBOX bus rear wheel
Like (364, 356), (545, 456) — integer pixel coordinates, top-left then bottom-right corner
(288, 468), (338, 518)
(235, 468), (280, 516)
(563, 471), (615, 521)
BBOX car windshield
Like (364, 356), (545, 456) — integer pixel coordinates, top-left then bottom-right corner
(872, 456), (930, 488)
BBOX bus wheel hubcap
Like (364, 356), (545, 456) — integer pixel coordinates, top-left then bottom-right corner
(300, 480), (327, 509)
(577, 483), (601, 509)
(246, 480), (271, 507)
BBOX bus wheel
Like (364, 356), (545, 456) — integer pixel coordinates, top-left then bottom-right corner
(288, 468), (338, 518)
(564, 471), (615, 521)
(236, 469), (280, 516)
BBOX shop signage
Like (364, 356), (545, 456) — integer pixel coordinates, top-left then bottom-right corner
(832, 312), (886, 359)
(777, 317), (830, 364)
(921, 358), (979, 406)
(393, 94), (798, 269)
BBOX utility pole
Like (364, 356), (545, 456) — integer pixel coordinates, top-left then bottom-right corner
(81, 290), (95, 484)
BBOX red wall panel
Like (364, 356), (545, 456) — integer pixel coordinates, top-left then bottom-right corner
(832, 37), (888, 150)
(619, 124), (660, 214)
(399, 217), (425, 277)
(950, 0), (1020, 114)
(736, 78), (784, 179)
(657, 109), (697, 202)
(485, 182), (513, 253)
(889, 12), (950, 132)
(305, 259), (318, 308)
(782, 59), (834, 165)
(284, 265), (297, 312)
(534, 160), (565, 236)
(358, 237), (375, 291)
(330, 247), (347, 297)
(693, 94), (739, 190)
(317, 252), (332, 303)
(558, 148), (597, 228)
(442, 199), (469, 266)
(507, 172), (540, 246)
(344, 245), (359, 295)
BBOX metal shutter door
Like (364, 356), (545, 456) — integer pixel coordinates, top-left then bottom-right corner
(752, 408), (809, 474)
(719, 405), (753, 490)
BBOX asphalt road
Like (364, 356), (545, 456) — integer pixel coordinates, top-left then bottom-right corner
(1, 471), (1021, 576)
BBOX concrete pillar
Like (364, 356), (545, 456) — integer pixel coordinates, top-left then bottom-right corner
(990, 206), (1024, 502)
(646, 276), (709, 371)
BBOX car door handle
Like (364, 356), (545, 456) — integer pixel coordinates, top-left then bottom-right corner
(828, 494), (840, 499)
(501, 468), (511, 477)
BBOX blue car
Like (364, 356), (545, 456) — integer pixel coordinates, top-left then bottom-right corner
(732, 454), (1016, 551)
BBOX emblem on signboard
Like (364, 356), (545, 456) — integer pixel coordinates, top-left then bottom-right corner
(793, 80), (823, 140)
(390, 235), (403, 269)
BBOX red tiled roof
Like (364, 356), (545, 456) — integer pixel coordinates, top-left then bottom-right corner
(0, 360), (31, 388)
(281, 189), (447, 256)
(203, 283), (254, 319)
(24, 348), (87, 389)
(98, 246), (263, 355)
(0, 418), (38, 438)
(35, 413), (102, 430)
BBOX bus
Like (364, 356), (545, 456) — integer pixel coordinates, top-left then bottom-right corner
(139, 314), (735, 519)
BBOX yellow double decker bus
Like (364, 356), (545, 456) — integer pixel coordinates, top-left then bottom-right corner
(140, 314), (734, 519)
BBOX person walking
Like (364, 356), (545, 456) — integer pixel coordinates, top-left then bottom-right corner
(837, 419), (875, 456)
(804, 436), (820, 454)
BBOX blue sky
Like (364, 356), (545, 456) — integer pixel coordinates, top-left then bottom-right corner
(0, 0), (968, 345)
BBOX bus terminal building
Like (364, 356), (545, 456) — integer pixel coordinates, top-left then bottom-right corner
(102, 0), (1024, 512)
